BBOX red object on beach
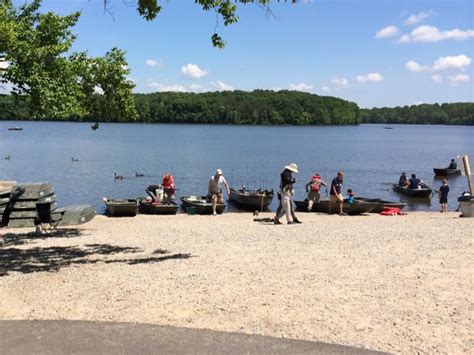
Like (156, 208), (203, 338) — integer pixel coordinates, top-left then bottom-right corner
(380, 207), (402, 216)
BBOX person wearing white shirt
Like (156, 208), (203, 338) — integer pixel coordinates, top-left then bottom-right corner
(208, 169), (230, 215)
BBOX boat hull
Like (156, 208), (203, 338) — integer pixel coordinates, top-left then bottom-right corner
(354, 197), (406, 213)
(181, 196), (226, 215)
(393, 184), (432, 198)
(104, 199), (138, 217)
(294, 200), (374, 215)
(433, 168), (461, 176)
(139, 199), (179, 215)
(229, 188), (273, 210)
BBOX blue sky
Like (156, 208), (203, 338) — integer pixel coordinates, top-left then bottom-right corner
(14, 0), (474, 107)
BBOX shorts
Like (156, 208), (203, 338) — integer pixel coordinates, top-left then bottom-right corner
(330, 194), (343, 203)
(439, 197), (448, 204)
(210, 192), (224, 203)
(308, 190), (321, 203)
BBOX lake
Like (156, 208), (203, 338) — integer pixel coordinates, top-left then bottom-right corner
(0, 121), (472, 213)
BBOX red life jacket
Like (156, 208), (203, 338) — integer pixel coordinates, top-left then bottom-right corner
(311, 175), (321, 192)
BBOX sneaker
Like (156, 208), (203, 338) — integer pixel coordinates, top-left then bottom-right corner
(213, 211), (217, 216)
(339, 212), (348, 216)
(293, 219), (303, 224)
(274, 218), (282, 225)
(287, 221), (294, 225)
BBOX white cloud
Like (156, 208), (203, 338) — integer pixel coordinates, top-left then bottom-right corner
(356, 72), (384, 83)
(405, 60), (429, 72)
(330, 77), (350, 89)
(447, 74), (470, 87)
(321, 86), (331, 93)
(398, 25), (474, 43)
(431, 74), (443, 83)
(181, 63), (208, 79)
(406, 55), (471, 73)
(93, 86), (104, 95)
(375, 25), (400, 39)
(147, 81), (187, 92)
(404, 11), (431, 25)
(289, 82), (313, 92)
(145, 59), (163, 67)
(189, 84), (204, 92)
(432, 55), (472, 71)
(211, 81), (233, 91)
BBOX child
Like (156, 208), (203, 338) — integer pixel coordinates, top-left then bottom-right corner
(438, 179), (450, 213)
(346, 189), (355, 204)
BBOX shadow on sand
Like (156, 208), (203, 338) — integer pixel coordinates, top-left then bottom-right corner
(1, 230), (193, 276)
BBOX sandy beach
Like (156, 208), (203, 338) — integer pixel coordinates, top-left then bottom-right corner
(1, 212), (472, 354)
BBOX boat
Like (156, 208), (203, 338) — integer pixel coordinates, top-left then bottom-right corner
(384, 126), (394, 129)
(294, 199), (374, 215)
(392, 182), (432, 198)
(103, 198), (138, 217)
(229, 188), (274, 211)
(8, 127), (23, 131)
(354, 197), (406, 213)
(138, 198), (179, 215)
(180, 195), (226, 215)
(433, 168), (461, 176)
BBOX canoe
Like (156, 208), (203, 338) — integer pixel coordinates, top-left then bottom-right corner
(8, 127), (23, 131)
(104, 198), (138, 217)
(433, 168), (461, 176)
(181, 195), (226, 215)
(294, 199), (374, 215)
(392, 182), (432, 198)
(229, 188), (274, 211)
(138, 198), (179, 215)
(354, 197), (406, 213)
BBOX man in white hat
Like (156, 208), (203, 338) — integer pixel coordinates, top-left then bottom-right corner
(208, 169), (230, 215)
(274, 163), (301, 224)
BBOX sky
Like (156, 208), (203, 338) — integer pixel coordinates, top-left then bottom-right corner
(9, 0), (474, 107)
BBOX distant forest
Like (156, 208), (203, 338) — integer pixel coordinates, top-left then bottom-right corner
(0, 91), (472, 125)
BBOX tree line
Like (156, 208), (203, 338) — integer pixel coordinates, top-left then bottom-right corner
(360, 103), (474, 126)
(1, 92), (473, 126)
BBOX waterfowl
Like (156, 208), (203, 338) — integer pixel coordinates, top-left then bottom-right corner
(71, 157), (79, 162)
(114, 173), (124, 180)
(135, 172), (144, 177)
(5, 155), (10, 160)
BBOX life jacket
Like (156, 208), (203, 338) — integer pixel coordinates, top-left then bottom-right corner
(380, 207), (401, 216)
(162, 175), (175, 189)
(311, 175), (321, 192)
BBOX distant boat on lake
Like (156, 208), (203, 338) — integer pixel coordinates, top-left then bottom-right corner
(8, 126), (23, 131)
(384, 126), (394, 129)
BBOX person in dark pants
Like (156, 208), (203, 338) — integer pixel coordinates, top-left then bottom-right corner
(330, 171), (345, 215)
(438, 179), (450, 213)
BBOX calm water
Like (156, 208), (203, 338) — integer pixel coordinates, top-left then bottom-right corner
(0, 121), (472, 213)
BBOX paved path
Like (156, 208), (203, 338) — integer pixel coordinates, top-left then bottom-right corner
(0, 320), (387, 354)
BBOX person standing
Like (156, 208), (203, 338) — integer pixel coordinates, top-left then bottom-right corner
(161, 172), (176, 203)
(274, 163), (300, 225)
(448, 159), (457, 170)
(330, 171), (346, 215)
(438, 179), (450, 213)
(208, 169), (230, 215)
(305, 173), (327, 212)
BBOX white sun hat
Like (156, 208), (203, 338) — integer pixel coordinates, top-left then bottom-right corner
(284, 163), (299, 173)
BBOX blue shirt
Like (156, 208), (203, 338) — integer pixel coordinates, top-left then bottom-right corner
(409, 178), (420, 189)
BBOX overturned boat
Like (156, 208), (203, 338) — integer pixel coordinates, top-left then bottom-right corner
(229, 188), (273, 211)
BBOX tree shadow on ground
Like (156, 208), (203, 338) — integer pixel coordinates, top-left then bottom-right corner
(0, 243), (192, 276)
(2, 228), (83, 247)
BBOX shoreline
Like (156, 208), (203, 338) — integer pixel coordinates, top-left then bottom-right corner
(1, 212), (473, 354)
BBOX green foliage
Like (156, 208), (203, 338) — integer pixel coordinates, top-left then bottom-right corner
(0, 0), (136, 120)
(0, 90), (359, 125)
(132, 0), (273, 48)
(360, 103), (474, 125)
